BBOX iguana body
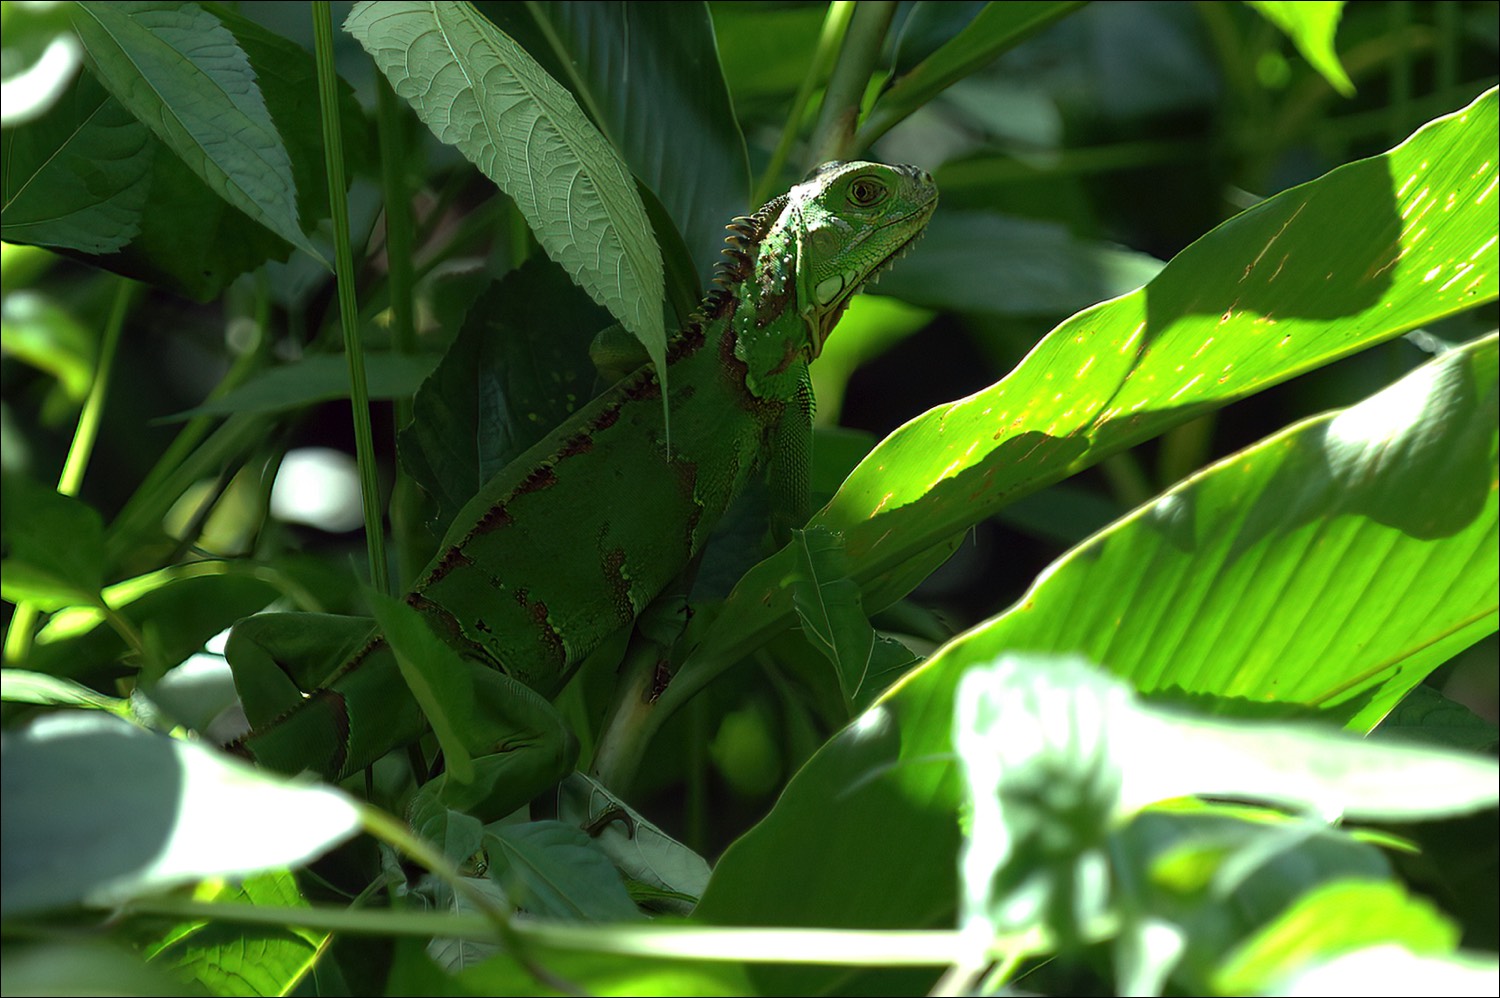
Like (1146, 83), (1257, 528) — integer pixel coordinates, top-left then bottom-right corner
(228, 162), (937, 816)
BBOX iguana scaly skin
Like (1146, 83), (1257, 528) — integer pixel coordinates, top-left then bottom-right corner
(228, 162), (937, 811)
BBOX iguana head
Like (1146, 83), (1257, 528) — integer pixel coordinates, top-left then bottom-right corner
(788, 161), (937, 357)
(717, 160), (936, 397)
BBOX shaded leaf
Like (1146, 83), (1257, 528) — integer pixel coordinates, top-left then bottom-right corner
(369, 591), (479, 783)
(861, 2), (1085, 145)
(400, 259), (608, 533)
(69, 1), (319, 261)
(28, 568), (282, 684)
(169, 353), (440, 420)
(870, 210), (1164, 316)
(0, 473), (104, 610)
(486, 821), (641, 921)
(558, 773), (711, 910)
(789, 527), (875, 703)
(0, 68), (151, 254)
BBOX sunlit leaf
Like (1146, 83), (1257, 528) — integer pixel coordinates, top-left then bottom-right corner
(695, 333), (1497, 983)
(1, 713), (360, 918)
(1249, 1), (1356, 97)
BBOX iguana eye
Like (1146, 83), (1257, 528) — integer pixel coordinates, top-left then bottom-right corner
(847, 176), (888, 207)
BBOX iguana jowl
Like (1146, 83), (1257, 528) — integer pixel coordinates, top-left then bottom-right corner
(228, 161), (938, 817)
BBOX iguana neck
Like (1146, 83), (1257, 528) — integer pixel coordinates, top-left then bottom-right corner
(678, 192), (808, 402)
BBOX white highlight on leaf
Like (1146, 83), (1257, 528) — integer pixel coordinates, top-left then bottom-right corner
(270, 447), (363, 533)
(0, 33), (82, 125)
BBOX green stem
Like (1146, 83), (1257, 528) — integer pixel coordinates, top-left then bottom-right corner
(115, 895), (1073, 968)
(4, 278), (134, 666)
(375, 72), (425, 589)
(807, 1), (897, 167)
(589, 632), (666, 794)
(59, 280), (133, 496)
(855, 2), (1084, 151)
(1100, 452), (1153, 510)
(1157, 414), (1216, 489)
(753, 0), (856, 207)
(1389, 1), (1413, 143)
(313, 1), (389, 596)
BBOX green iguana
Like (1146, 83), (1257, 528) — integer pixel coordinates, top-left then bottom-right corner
(227, 161), (938, 820)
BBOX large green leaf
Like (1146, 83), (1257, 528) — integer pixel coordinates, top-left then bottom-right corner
(664, 87), (1499, 709)
(860, 1), (1086, 147)
(344, 1), (667, 388)
(0, 474), (104, 611)
(694, 332), (1497, 975)
(67, 1), (319, 262)
(0, 713), (359, 918)
(3, 5), (363, 297)
(481, 2), (750, 287)
(0, 69), (152, 254)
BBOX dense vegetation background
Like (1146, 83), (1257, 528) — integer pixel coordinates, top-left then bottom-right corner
(2, 1), (1496, 994)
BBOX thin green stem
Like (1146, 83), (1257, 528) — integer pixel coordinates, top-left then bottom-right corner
(375, 72), (425, 589)
(807, 1), (897, 167)
(4, 278), (134, 666)
(1157, 414), (1216, 490)
(856, 2), (1084, 150)
(1389, 1), (1414, 143)
(313, 1), (389, 596)
(59, 280), (133, 496)
(1100, 452), (1153, 510)
(753, 0), (856, 207)
(118, 893), (1054, 968)
(589, 632), (666, 793)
